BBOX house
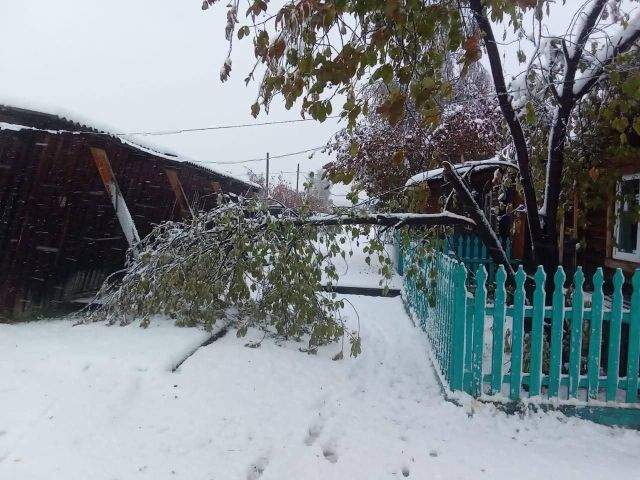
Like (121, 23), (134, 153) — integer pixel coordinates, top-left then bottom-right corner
(560, 158), (640, 282)
(0, 100), (259, 319)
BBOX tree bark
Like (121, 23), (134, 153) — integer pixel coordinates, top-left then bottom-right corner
(540, 0), (608, 273)
(469, 0), (543, 262)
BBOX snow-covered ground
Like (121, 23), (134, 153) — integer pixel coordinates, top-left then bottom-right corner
(2, 296), (640, 480)
(322, 234), (402, 290)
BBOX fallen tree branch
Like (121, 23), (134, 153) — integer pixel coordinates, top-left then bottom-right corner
(443, 161), (515, 279)
(294, 211), (476, 229)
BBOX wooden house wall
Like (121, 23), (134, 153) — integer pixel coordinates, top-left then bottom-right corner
(0, 108), (256, 320)
(568, 161), (640, 281)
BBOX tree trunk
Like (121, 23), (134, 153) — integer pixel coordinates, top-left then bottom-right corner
(540, 101), (573, 273)
(469, 0), (544, 263)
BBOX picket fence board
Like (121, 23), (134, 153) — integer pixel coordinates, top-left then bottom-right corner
(490, 266), (507, 395)
(626, 271), (640, 403)
(569, 268), (586, 398)
(509, 267), (526, 401)
(587, 268), (605, 400)
(607, 270), (624, 402)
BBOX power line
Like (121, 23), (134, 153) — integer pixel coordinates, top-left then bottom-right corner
(125, 116), (340, 136)
(200, 147), (324, 165)
(0, 116), (340, 138)
(4, 65), (638, 141)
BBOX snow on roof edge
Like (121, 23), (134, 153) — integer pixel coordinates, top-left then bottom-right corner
(0, 94), (259, 190)
(404, 157), (517, 188)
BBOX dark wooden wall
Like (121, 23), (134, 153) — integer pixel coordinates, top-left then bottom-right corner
(0, 106), (256, 320)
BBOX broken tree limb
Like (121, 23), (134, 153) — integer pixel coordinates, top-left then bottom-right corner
(442, 161), (515, 279)
(294, 211), (476, 229)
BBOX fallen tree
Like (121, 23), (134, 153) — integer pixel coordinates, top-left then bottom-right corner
(84, 194), (484, 357)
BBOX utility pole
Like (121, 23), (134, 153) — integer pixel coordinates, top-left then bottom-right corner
(264, 152), (270, 199)
(295, 163), (300, 193)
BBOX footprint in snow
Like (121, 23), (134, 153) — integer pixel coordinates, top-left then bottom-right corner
(322, 444), (338, 464)
(401, 466), (410, 477)
(246, 456), (269, 480)
(304, 423), (323, 446)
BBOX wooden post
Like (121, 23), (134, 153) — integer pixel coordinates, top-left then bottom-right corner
(296, 163), (300, 193)
(164, 168), (193, 218)
(90, 147), (140, 248)
(265, 152), (270, 199)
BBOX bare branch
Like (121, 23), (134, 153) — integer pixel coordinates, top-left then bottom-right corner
(560, 0), (608, 99)
(573, 13), (640, 98)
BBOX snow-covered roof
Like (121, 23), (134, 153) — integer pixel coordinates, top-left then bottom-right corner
(0, 94), (259, 190)
(404, 157), (517, 188)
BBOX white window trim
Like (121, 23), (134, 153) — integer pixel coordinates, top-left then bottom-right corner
(613, 172), (640, 262)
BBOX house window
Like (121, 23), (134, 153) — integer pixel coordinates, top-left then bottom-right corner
(613, 173), (640, 262)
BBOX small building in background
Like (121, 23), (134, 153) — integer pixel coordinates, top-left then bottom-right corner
(0, 101), (258, 320)
(404, 158), (527, 264)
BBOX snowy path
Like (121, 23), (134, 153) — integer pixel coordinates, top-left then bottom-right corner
(1, 299), (640, 479)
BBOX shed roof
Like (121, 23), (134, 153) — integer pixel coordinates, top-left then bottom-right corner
(0, 95), (259, 190)
(404, 157), (517, 188)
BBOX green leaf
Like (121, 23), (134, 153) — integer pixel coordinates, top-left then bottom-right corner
(237, 25), (250, 40)
(612, 116), (629, 133)
(372, 64), (393, 85)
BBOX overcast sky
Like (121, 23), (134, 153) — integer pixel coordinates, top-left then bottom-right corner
(0, 1), (627, 196)
(0, 0), (343, 193)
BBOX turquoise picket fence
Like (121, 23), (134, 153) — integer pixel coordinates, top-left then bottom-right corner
(402, 249), (640, 427)
(395, 233), (511, 279)
(403, 245), (465, 387)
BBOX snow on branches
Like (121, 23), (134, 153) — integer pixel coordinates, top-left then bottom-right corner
(325, 68), (504, 200)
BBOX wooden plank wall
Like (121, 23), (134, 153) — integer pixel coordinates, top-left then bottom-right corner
(0, 109), (256, 320)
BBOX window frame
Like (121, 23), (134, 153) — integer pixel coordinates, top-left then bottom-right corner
(613, 172), (640, 262)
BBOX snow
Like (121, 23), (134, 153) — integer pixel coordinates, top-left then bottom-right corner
(2, 306), (640, 478)
(0, 95), (258, 189)
(322, 234), (402, 290)
(2, 243), (640, 479)
(573, 11), (640, 96)
(404, 158), (517, 188)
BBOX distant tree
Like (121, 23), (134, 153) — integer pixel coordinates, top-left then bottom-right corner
(306, 169), (333, 212)
(247, 169), (332, 212)
(324, 64), (504, 201)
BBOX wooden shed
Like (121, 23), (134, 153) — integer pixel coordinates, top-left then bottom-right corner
(0, 102), (258, 320)
(404, 158), (527, 261)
